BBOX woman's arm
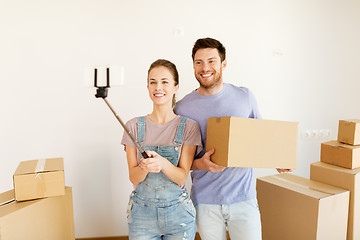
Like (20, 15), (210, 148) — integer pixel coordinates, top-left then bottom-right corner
(125, 145), (148, 185)
(141, 145), (197, 186)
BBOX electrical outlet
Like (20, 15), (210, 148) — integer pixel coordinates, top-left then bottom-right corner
(301, 129), (331, 139)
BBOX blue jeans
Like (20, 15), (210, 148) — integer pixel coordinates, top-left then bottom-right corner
(127, 191), (196, 240)
(195, 198), (262, 240)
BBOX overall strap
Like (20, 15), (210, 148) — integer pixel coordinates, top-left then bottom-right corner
(174, 116), (188, 144)
(137, 116), (146, 143)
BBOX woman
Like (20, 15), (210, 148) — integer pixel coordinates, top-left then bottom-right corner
(121, 59), (202, 239)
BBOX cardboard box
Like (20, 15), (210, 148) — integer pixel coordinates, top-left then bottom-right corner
(13, 157), (65, 201)
(0, 187), (75, 240)
(338, 119), (360, 145)
(310, 162), (360, 240)
(257, 173), (349, 240)
(206, 117), (298, 168)
(321, 140), (360, 169)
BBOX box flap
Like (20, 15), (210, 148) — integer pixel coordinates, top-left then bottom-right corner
(259, 173), (348, 199)
(312, 161), (360, 176)
(43, 158), (64, 172)
(14, 158), (64, 176)
(343, 119), (360, 124)
(323, 140), (360, 150)
(0, 190), (15, 207)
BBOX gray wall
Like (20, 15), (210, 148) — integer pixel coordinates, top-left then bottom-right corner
(1, 0), (360, 238)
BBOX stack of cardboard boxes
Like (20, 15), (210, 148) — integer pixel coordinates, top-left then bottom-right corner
(0, 157), (75, 239)
(206, 117), (350, 239)
(310, 119), (360, 240)
(256, 119), (360, 240)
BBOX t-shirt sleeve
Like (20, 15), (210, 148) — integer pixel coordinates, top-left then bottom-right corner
(248, 89), (262, 119)
(183, 119), (203, 156)
(121, 117), (138, 149)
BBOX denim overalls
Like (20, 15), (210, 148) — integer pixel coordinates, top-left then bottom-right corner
(127, 116), (196, 240)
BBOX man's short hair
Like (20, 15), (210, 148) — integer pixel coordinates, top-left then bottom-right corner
(192, 38), (226, 62)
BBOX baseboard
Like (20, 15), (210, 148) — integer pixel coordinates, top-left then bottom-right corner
(76, 237), (127, 240)
(76, 232), (203, 240)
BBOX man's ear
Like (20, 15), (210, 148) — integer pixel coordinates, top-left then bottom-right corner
(222, 59), (227, 69)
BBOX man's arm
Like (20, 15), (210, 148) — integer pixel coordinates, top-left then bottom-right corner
(192, 149), (292, 173)
(191, 148), (225, 172)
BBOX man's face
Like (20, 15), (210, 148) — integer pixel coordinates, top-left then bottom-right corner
(193, 48), (227, 89)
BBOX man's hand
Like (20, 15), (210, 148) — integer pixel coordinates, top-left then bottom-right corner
(276, 168), (292, 173)
(193, 149), (225, 172)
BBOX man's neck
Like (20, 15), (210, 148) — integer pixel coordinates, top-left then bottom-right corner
(196, 82), (225, 96)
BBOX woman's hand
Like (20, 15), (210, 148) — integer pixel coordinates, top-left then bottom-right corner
(139, 146), (196, 186)
(140, 150), (168, 173)
(125, 145), (148, 185)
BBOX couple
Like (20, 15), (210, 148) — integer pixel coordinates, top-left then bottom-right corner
(121, 37), (290, 240)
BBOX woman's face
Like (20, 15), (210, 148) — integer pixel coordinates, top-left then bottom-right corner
(147, 66), (178, 106)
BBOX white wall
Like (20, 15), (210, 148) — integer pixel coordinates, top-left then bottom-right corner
(1, 0), (360, 238)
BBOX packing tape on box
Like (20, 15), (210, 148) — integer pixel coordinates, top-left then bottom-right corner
(34, 159), (47, 196)
(35, 173), (42, 181)
(34, 173), (47, 196)
(328, 143), (350, 149)
(35, 159), (46, 173)
(37, 181), (47, 195)
(331, 145), (345, 149)
(273, 175), (337, 196)
(344, 121), (352, 126)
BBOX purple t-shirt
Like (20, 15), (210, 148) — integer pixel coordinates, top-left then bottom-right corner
(121, 115), (203, 163)
(175, 83), (261, 204)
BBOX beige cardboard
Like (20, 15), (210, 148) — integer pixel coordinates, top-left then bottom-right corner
(206, 117), (298, 168)
(0, 187), (75, 240)
(310, 162), (360, 240)
(338, 119), (360, 145)
(257, 173), (349, 240)
(13, 157), (65, 201)
(321, 140), (360, 169)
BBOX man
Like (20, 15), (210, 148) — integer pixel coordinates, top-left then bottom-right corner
(175, 37), (290, 240)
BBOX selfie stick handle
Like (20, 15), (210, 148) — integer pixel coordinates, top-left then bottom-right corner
(102, 98), (149, 159)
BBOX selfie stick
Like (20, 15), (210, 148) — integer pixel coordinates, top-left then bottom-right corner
(94, 68), (149, 159)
